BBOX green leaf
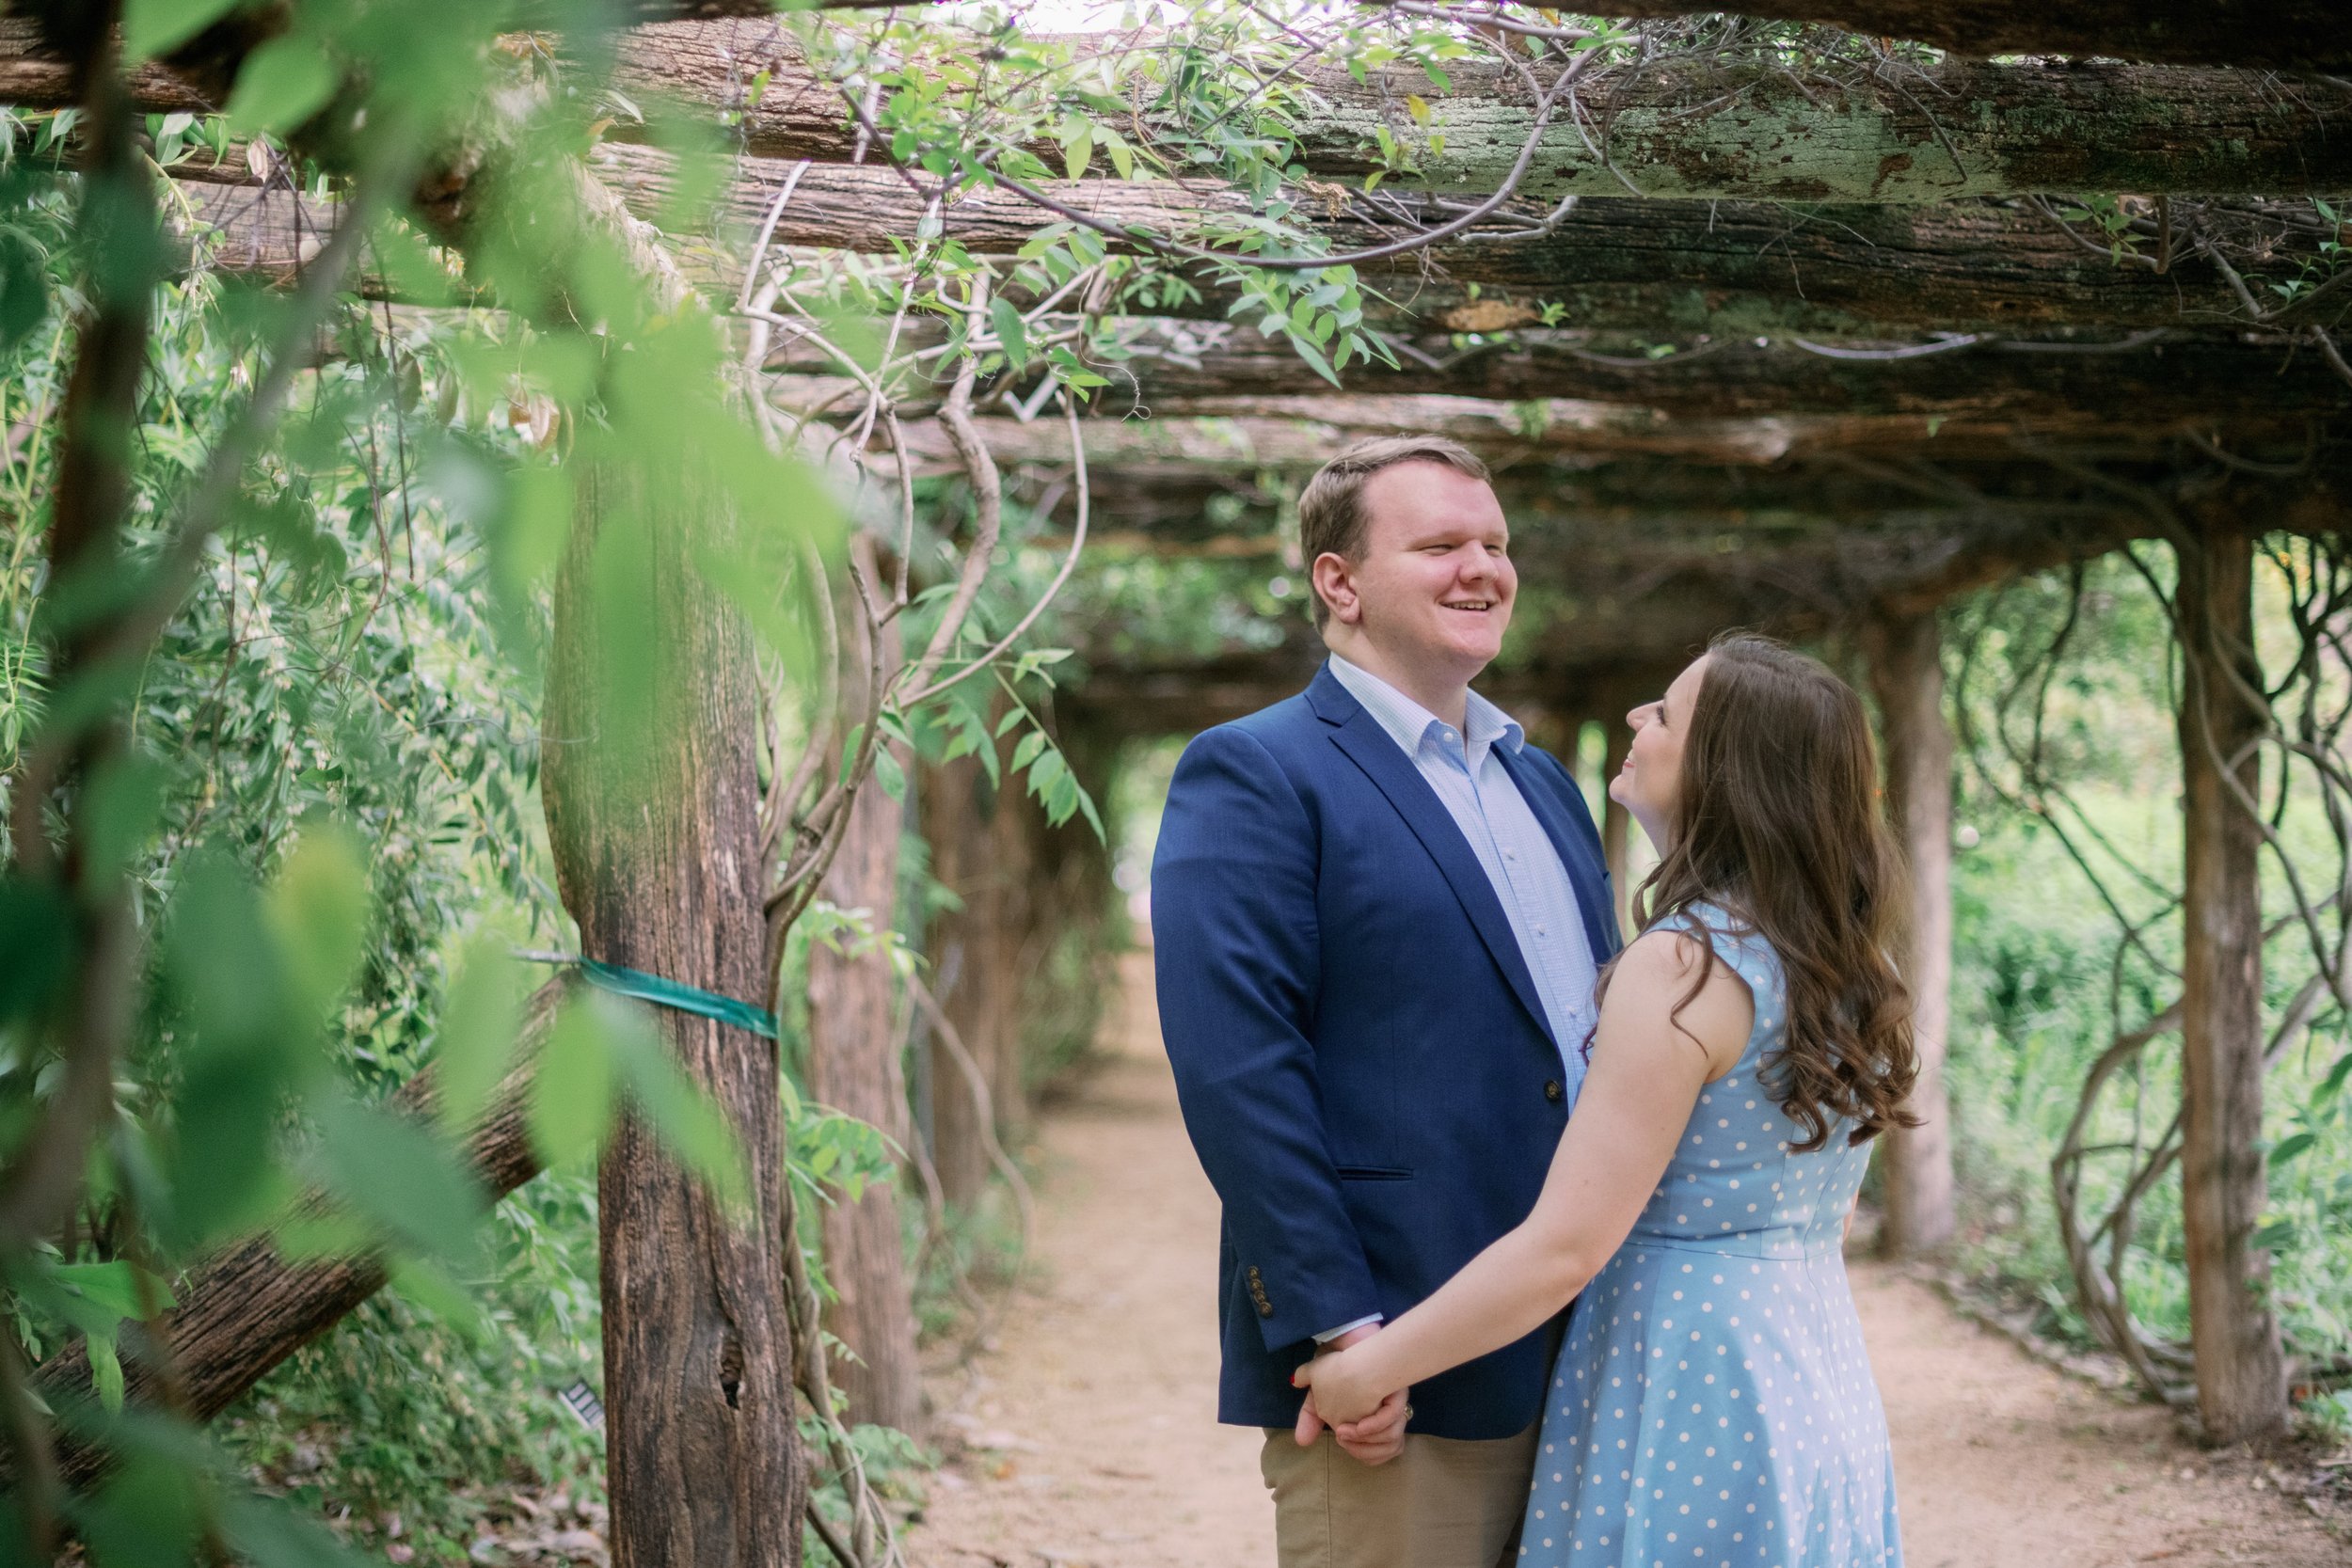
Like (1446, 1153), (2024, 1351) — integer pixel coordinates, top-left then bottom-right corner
(1060, 119), (1095, 182)
(310, 1094), (485, 1266)
(219, 1488), (371, 1568)
(53, 1260), (172, 1323)
(1406, 93), (1431, 126)
(0, 876), (74, 1023)
(88, 1330), (124, 1414)
(528, 999), (618, 1170)
(990, 297), (1029, 372)
(2271, 1131), (2318, 1165)
(873, 745), (907, 803)
(265, 820), (371, 1024)
(608, 1009), (752, 1215)
(2314, 1050), (2352, 1105)
(123, 0), (245, 62)
(434, 942), (525, 1137)
(388, 1256), (485, 1339)
(1010, 730), (1048, 771)
(225, 35), (339, 136)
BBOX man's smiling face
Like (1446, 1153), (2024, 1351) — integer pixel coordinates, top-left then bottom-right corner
(1327, 459), (1517, 684)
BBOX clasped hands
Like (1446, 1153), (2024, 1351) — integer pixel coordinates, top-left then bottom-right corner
(1290, 1323), (1409, 1465)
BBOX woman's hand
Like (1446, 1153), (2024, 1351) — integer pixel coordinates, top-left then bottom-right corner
(1291, 1340), (1393, 1428)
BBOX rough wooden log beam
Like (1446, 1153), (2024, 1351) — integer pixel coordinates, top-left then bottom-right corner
(862, 401), (2246, 472)
(11, 17), (2340, 198)
(1581, 1), (2352, 73)
(32, 981), (565, 1489)
(167, 159), (2343, 341)
(770, 322), (2352, 427)
(606, 26), (2352, 199)
(591, 147), (2332, 337)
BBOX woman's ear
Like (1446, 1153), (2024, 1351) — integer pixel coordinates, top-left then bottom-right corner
(1311, 550), (1359, 626)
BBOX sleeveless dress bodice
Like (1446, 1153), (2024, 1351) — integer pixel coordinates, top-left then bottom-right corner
(1518, 904), (1903, 1567)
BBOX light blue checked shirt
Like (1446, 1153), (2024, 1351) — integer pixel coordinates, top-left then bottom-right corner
(1327, 655), (1600, 1087)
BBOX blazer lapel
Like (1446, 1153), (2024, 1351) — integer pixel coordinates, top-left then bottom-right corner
(1314, 673), (1555, 1044)
(1496, 744), (1624, 963)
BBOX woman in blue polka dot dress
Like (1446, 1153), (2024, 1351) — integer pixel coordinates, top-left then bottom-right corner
(1299, 633), (1913, 1568)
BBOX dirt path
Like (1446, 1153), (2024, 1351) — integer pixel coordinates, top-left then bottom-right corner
(904, 954), (2348, 1568)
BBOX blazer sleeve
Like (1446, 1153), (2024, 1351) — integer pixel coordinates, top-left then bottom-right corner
(1151, 723), (1379, 1353)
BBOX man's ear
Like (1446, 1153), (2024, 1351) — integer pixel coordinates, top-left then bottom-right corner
(1311, 551), (1359, 626)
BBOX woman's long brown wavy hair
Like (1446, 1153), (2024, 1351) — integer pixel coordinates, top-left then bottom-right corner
(1607, 632), (1920, 1151)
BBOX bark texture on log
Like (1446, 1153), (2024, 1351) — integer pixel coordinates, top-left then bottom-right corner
(1598, 718), (1633, 942)
(543, 460), (803, 1566)
(31, 982), (564, 1490)
(1594, 1), (2352, 73)
(917, 748), (1032, 1210)
(1864, 611), (1958, 1259)
(168, 167), (2351, 350)
(21, 18), (2339, 198)
(602, 28), (2352, 199)
(2172, 527), (2289, 1444)
(803, 606), (923, 1436)
(591, 147), (2316, 338)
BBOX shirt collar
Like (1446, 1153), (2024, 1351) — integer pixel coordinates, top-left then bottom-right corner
(1327, 655), (1525, 761)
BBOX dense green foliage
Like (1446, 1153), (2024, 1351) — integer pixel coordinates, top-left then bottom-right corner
(1940, 552), (2352, 1423)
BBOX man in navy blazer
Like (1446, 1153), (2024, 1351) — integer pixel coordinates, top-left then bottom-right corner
(1152, 436), (1621, 1568)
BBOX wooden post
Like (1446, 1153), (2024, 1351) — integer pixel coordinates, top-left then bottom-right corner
(2173, 528), (2288, 1444)
(1598, 718), (1632, 940)
(1864, 612), (1959, 1258)
(803, 594), (923, 1436)
(917, 749), (994, 1209)
(543, 461), (803, 1566)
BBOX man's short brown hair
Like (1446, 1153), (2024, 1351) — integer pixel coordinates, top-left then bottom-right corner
(1296, 436), (1491, 627)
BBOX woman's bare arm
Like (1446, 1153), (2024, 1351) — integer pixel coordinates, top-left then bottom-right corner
(1298, 928), (1754, 1425)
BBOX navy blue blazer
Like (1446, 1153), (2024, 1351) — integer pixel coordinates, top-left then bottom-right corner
(1152, 662), (1621, 1441)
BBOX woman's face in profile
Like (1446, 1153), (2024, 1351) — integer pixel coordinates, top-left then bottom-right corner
(1613, 655), (1708, 845)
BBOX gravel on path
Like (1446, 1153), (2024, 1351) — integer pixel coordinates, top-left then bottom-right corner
(903, 953), (2349, 1568)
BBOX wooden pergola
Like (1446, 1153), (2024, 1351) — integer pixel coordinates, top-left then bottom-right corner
(8, 5), (2346, 1560)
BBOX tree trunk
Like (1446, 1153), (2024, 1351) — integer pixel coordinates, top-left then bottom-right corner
(543, 459), (803, 1566)
(803, 606), (923, 1436)
(32, 983), (564, 1491)
(918, 747), (1032, 1210)
(1864, 611), (1959, 1259)
(917, 751), (990, 1209)
(2172, 529), (2288, 1445)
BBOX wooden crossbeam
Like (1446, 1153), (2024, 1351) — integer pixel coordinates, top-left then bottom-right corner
(153, 142), (2345, 341)
(605, 27), (2352, 201)
(1573, 2), (2352, 73)
(161, 177), (2348, 441)
(587, 147), (2332, 338)
(9, 20), (2343, 199)
(763, 324), (2352, 424)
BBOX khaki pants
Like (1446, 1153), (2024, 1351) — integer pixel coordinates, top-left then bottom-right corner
(1259, 1421), (1537, 1568)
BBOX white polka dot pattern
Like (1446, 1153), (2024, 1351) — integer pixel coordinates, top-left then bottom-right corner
(1518, 904), (1903, 1568)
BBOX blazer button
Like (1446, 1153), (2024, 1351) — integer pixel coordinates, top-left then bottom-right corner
(1544, 1079), (1565, 1103)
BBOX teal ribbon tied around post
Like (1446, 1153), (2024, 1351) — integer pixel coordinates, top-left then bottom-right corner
(573, 958), (781, 1041)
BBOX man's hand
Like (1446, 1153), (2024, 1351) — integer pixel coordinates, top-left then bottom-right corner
(1293, 1323), (1409, 1465)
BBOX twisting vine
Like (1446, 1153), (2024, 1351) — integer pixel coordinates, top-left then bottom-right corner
(1950, 529), (2352, 1407)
